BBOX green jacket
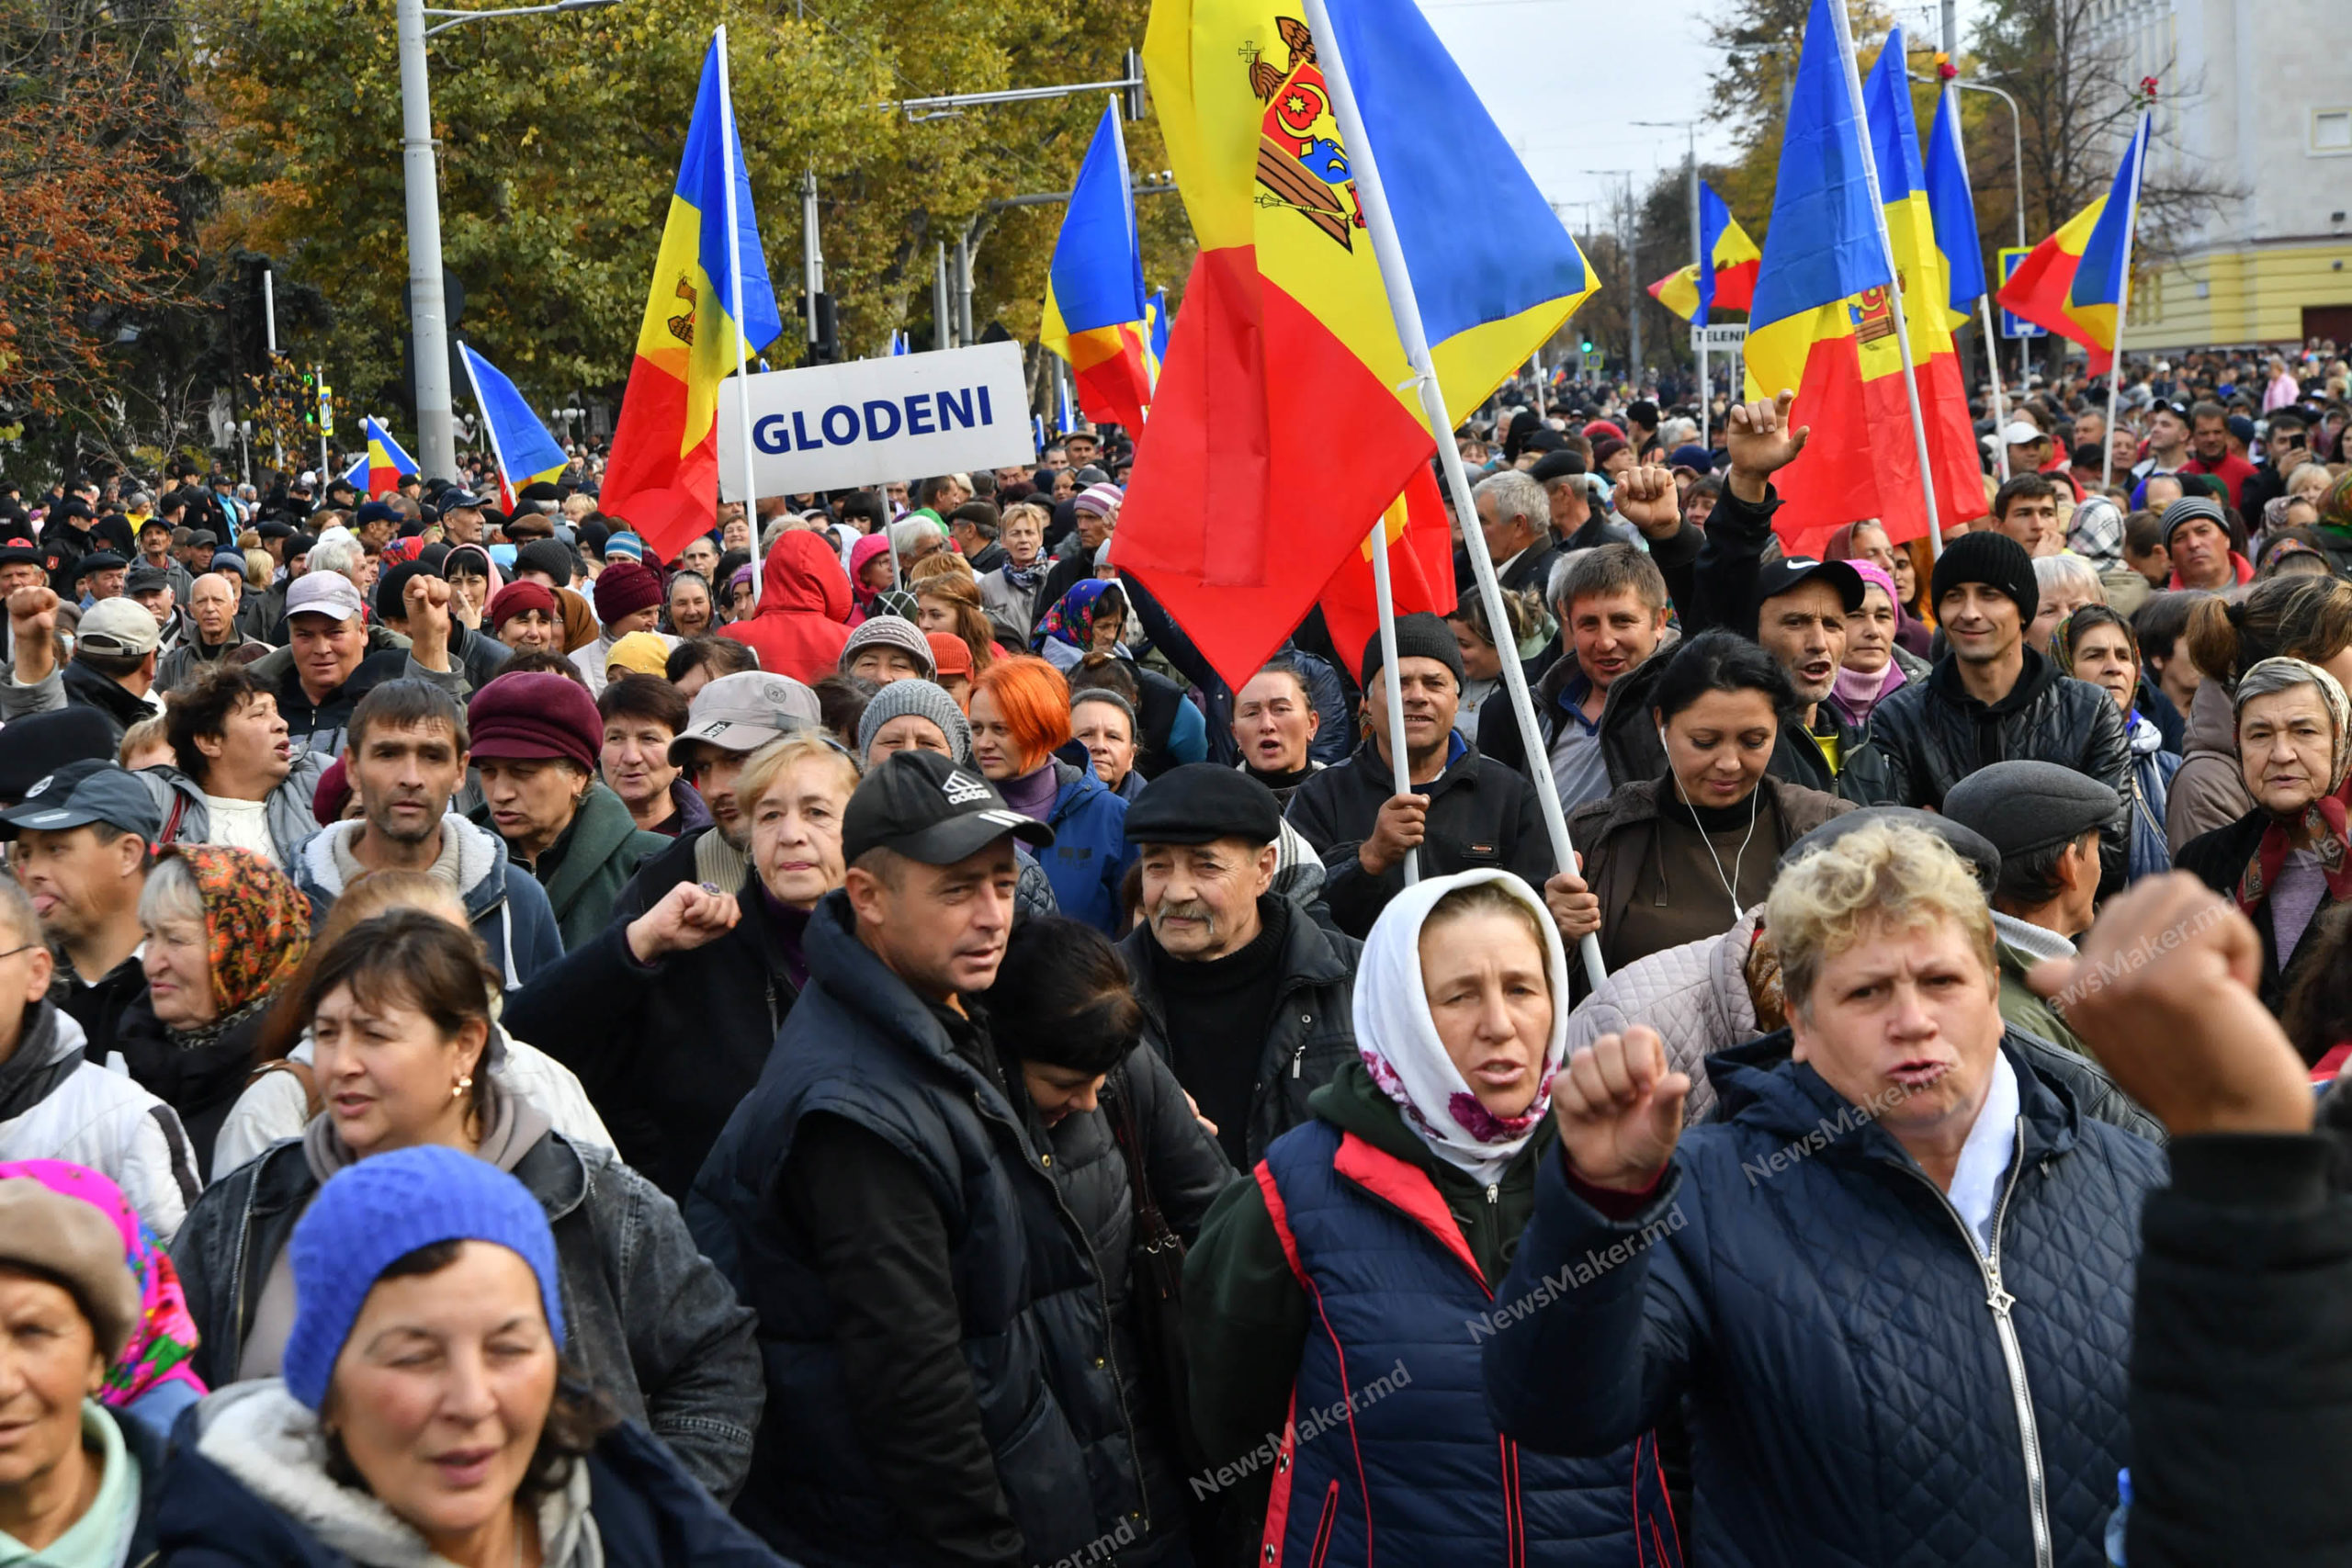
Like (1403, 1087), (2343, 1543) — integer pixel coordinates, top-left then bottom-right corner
(473, 783), (667, 951)
(1996, 940), (2090, 1057)
(1181, 1057), (1551, 1472)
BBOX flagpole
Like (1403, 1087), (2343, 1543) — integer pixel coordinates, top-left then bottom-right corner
(2101, 111), (2151, 492)
(1942, 86), (2013, 482)
(1301, 0), (1603, 987)
(1531, 351), (1546, 420)
(1365, 511), (1418, 887)
(715, 25), (765, 606)
(1825, 5), (1947, 558)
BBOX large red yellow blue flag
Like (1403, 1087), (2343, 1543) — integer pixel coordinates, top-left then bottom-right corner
(1118, 0), (1598, 688)
(1860, 30), (1984, 540)
(601, 34), (782, 560)
(1040, 102), (1155, 432)
(1646, 184), (1761, 322)
(1746, 0), (1955, 553)
(1996, 112), (2149, 374)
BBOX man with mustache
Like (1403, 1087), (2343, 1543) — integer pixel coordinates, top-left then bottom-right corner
(1117, 764), (1362, 1167)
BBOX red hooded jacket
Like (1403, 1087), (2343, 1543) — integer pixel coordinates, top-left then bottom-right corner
(720, 532), (852, 682)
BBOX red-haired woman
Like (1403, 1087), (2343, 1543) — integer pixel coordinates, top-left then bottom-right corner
(968, 655), (1136, 931)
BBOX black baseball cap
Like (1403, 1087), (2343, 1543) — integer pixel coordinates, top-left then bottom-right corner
(0, 761), (162, 840)
(1751, 555), (1863, 615)
(843, 750), (1054, 866)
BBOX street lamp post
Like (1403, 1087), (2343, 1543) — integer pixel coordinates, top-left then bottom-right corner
(399, 0), (621, 482)
(1916, 69), (2030, 391)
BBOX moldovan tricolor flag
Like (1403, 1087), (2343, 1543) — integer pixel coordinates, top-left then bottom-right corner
(1040, 101), (1155, 432)
(601, 34), (783, 560)
(1860, 29), (1984, 541)
(1996, 112), (2149, 374)
(1117, 0), (1598, 689)
(1646, 184), (1761, 322)
(361, 418), (418, 499)
(1747, 0), (1938, 553)
(457, 343), (568, 512)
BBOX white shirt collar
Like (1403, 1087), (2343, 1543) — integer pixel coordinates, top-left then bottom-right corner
(1947, 1052), (2020, 1256)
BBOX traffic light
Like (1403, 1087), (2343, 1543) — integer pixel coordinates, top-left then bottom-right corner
(1121, 47), (1148, 122)
(798, 292), (840, 365)
(300, 367), (318, 429)
(1580, 337), (1594, 354)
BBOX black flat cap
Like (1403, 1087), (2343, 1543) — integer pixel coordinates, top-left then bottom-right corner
(1778, 805), (2002, 897)
(1125, 763), (1282, 849)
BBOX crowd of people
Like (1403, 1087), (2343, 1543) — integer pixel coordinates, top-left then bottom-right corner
(0, 337), (2346, 1566)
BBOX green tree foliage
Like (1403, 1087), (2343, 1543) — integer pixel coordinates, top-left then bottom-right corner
(191, 0), (1190, 423)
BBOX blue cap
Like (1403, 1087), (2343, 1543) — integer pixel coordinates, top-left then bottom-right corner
(283, 1145), (565, 1411)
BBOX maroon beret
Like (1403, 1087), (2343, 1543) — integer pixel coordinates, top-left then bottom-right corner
(593, 558), (662, 625)
(488, 580), (558, 629)
(466, 671), (601, 773)
(312, 757), (353, 824)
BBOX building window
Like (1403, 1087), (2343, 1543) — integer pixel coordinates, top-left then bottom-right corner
(2316, 109), (2352, 155)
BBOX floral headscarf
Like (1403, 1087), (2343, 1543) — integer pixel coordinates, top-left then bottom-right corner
(2318, 469), (2352, 536)
(0, 1160), (204, 1407)
(160, 844), (311, 1020)
(1354, 869), (1570, 1186)
(1037, 579), (1123, 652)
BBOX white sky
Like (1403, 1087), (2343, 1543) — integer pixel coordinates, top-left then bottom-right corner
(1418, 0), (1987, 237)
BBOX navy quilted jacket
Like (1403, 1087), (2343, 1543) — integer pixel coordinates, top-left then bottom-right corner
(1483, 1034), (2166, 1568)
(1259, 1118), (1680, 1567)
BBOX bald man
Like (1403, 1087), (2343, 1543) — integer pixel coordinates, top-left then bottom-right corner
(155, 572), (266, 694)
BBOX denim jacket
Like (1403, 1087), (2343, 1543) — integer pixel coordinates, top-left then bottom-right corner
(169, 1129), (763, 1501)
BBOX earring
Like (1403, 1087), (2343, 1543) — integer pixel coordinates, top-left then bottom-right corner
(452, 1073), (473, 1100)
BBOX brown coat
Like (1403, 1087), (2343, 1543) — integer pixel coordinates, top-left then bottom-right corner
(1569, 773), (1855, 970)
(2165, 676), (2252, 854)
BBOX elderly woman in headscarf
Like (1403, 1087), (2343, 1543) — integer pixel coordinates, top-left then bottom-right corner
(1033, 578), (1131, 673)
(2177, 656), (2352, 1022)
(1185, 869), (1679, 1568)
(0, 1159), (207, 1440)
(0, 1168), (179, 1562)
(1824, 520), (1933, 657)
(2052, 604), (2180, 880)
(1826, 558), (1926, 727)
(113, 844), (311, 1181)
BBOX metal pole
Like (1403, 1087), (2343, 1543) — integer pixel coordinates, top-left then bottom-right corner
(1531, 351), (1545, 419)
(1688, 132), (1705, 445)
(262, 269), (277, 355)
(2101, 113), (2151, 491)
(396, 0), (456, 481)
(934, 243), (951, 353)
(1826, 2), (1947, 556)
(716, 26), (766, 606)
(1982, 297), (2012, 482)
(801, 170), (822, 356)
(1624, 176), (1641, 386)
(1302, 0), (1604, 987)
(956, 229), (975, 344)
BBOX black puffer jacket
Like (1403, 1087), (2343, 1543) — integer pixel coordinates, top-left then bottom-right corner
(1485, 1032), (2168, 1567)
(1120, 897), (1362, 1168)
(1871, 648), (2133, 890)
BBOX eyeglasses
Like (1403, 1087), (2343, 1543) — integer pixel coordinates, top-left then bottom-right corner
(0, 944), (38, 962)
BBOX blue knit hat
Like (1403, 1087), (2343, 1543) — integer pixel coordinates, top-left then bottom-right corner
(283, 1145), (565, 1411)
(604, 531), (646, 563)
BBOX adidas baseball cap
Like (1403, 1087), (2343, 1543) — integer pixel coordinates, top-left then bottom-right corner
(843, 750), (1055, 866)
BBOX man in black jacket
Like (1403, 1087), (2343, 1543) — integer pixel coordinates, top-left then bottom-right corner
(694, 751), (1162, 1567)
(1120, 765), (1361, 1168)
(1284, 614), (1569, 940)
(1871, 526), (2132, 888)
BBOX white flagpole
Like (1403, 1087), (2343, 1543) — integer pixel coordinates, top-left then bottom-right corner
(1367, 508), (1417, 886)
(1301, 0), (1602, 987)
(715, 26), (765, 606)
(452, 343), (514, 503)
(1826, 8), (1947, 558)
(2100, 112), (2151, 492)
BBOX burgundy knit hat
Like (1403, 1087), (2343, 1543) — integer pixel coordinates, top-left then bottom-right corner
(488, 580), (558, 629)
(466, 672), (601, 773)
(593, 558), (662, 624)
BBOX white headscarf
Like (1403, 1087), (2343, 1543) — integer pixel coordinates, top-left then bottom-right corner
(1354, 868), (1571, 1187)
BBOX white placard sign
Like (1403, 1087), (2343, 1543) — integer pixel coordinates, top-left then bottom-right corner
(716, 342), (1034, 500)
